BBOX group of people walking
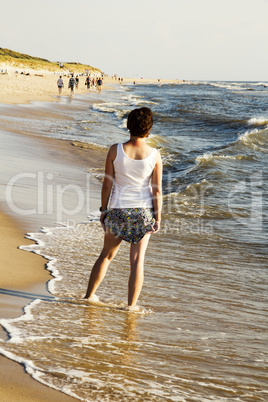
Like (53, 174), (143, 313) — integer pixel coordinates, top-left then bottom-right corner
(57, 74), (103, 96)
(85, 76), (103, 92)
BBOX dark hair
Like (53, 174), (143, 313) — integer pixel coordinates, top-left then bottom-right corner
(127, 107), (153, 138)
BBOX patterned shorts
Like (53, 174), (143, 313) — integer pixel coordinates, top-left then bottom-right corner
(104, 208), (155, 244)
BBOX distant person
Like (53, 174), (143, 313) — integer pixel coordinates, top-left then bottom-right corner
(97, 77), (103, 92)
(68, 74), (76, 96)
(75, 75), (79, 89)
(85, 76), (91, 90)
(57, 75), (64, 94)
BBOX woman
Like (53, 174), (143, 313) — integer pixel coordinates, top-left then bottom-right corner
(57, 75), (64, 95)
(84, 107), (162, 309)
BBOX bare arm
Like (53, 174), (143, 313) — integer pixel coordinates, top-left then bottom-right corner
(100, 144), (117, 229)
(151, 150), (163, 233)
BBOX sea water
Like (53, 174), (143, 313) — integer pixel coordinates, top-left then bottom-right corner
(0, 81), (268, 401)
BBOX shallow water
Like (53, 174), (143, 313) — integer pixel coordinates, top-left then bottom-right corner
(0, 81), (268, 401)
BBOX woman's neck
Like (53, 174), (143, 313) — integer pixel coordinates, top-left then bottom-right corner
(128, 136), (147, 144)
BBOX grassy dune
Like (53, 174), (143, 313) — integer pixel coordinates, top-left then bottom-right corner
(0, 48), (103, 74)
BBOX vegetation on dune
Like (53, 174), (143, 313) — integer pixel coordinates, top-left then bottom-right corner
(0, 48), (103, 74)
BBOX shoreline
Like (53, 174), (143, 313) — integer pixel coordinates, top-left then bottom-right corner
(0, 82), (107, 400)
(0, 63), (183, 105)
(0, 65), (181, 400)
(0, 212), (77, 401)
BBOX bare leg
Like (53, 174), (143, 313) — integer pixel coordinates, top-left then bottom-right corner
(128, 234), (151, 307)
(84, 230), (122, 299)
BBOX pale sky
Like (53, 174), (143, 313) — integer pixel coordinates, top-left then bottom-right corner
(1, 0), (267, 81)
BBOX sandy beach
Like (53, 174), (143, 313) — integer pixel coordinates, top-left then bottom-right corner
(0, 214), (78, 402)
(0, 66), (104, 105)
(0, 63), (181, 105)
(0, 68), (108, 400)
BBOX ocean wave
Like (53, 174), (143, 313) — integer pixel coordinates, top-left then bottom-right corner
(80, 120), (97, 124)
(195, 152), (253, 166)
(167, 104), (248, 128)
(123, 93), (158, 106)
(115, 109), (129, 120)
(163, 179), (213, 205)
(119, 118), (127, 129)
(163, 181), (253, 221)
(207, 81), (268, 93)
(123, 93), (143, 106)
(163, 192), (249, 220)
(92, 99), (130, 121)
(192, 127), (268, 171)
(92, 102), (123, 114)
(71, 140), (107, 151)
(248, 117), (268, 127)
(209, 82), (246, 91)
(256, 82), (268, 88)
(146, 133), (168, 148)
(183, 179), (213, 196)
(161, 152), (178, 168)
(238, 128), (268, 153)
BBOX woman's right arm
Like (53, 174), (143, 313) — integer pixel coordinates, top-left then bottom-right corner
(151, 150), (163, 233)
(100, 144), (117, 229)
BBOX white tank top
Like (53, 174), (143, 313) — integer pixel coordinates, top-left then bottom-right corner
(109, 143), (156, 208)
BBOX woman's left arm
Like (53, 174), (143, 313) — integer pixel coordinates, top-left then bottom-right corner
(151, 150), (163, 233)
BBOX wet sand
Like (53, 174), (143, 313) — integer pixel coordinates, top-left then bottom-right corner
(0, 104), (106, 400)
(0, 355), (78, 401)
